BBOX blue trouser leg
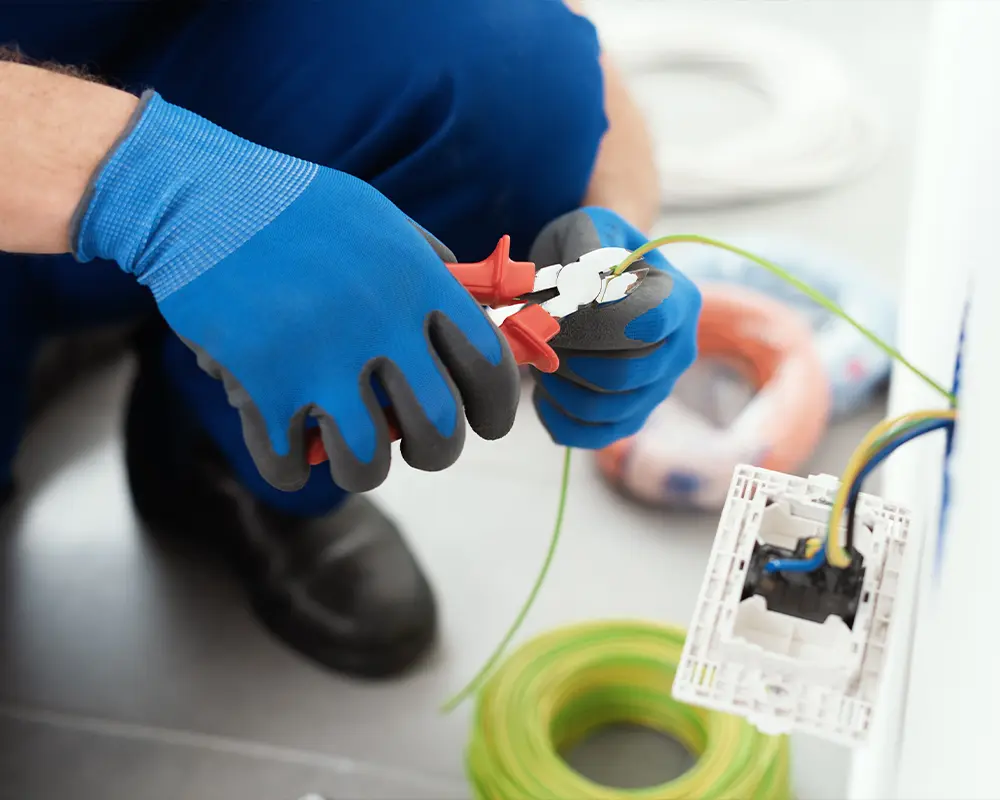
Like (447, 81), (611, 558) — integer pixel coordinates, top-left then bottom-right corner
(0, 259), (39, 490)
(0, 254), (154, 488)
(2, 0), (606, 513)
(0, 247), (345, 516)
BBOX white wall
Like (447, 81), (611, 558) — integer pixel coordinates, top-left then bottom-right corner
(887, 3), (1000, 797)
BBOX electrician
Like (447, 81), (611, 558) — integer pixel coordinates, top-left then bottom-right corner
(0, 1), (700, 677)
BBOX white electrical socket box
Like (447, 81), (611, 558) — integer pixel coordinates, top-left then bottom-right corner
(672, 465), (912, 746)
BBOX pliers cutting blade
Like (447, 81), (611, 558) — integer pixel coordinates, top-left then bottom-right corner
(306, 235), (647, 464)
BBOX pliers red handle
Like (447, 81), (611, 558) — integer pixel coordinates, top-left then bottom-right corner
(305, 236), (561, 466)
(440, 235), (563, 373)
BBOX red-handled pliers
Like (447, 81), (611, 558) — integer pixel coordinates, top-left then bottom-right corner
(306, 235), (647, 466)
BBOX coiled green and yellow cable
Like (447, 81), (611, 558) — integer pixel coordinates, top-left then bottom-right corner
(467, 620), (792, 800)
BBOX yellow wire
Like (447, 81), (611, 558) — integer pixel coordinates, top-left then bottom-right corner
(826, 408), (958, 567)
(803, 538), (823, 559)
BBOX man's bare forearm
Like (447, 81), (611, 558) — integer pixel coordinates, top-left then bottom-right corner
(0, 60), (138, 254)
(564, 0), (659, 233)
(584, 55), (659, 233)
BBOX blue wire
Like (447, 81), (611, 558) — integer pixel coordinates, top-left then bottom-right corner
(764, 535), (828, 573)
(765, 418), (955, 574)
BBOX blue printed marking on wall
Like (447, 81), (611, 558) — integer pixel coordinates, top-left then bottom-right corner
(936, 299), (967, 576)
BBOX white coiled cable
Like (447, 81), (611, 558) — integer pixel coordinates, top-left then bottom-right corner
(587, 5), (889, 208)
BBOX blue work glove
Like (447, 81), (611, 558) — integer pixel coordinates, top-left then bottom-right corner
(528, 208), (701, 448)
(73, 92), (519, 493)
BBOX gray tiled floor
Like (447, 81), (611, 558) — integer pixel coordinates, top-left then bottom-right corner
(0, 711), (466, 800)
(0, 357), (882, 800)
(0, 2), (929, 799)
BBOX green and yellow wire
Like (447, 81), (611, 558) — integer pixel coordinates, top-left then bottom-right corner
(467, 620), (792, 800)
(613, 235), (955, 403)
(442, 447), (573, 712)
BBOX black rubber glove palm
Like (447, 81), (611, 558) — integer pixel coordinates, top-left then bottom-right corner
(528, 207), (701, 448)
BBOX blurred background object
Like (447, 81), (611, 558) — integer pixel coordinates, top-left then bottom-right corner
(596, 282), (832, 510)
(586, 0), (888, 209)
(670, 237), (897, 419)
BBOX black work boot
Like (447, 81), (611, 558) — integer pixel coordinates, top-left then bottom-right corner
(0, 483), (14, 539)
(2, 328), (135, 529)
(124, 339), (437, 679)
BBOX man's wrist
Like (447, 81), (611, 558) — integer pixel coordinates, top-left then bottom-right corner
(69, 90), (154, 261)
(0, 61), (139, 254)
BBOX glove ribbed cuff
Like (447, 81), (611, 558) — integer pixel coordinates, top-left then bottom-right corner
(71, 90), (318, 301)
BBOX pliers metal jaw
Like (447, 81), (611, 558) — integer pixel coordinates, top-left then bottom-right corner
(523, 247), (647, 316)
(450, 236), (648, 373)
